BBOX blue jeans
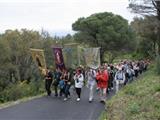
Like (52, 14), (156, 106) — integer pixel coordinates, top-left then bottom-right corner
(64, 84), (70, 98)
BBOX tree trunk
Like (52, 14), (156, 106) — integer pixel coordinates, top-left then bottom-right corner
(108, 53), (116, 63)
(157, 38), (160, 55)
(157, 23), (160, 55)
(100, 47), (105, 65)
(156, 1), (160, 20)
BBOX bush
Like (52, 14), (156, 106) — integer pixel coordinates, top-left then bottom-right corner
(0, 80), (45, 103)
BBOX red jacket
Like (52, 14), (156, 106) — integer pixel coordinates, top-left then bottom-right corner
(96, 70), (109, 88)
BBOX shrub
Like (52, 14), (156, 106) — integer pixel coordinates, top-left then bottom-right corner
(0, 80), (45, 103)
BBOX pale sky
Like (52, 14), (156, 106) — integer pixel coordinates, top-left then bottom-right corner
(0, 0), (137, 36)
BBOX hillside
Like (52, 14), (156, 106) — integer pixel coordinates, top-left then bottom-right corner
(101, 65), (160, 120)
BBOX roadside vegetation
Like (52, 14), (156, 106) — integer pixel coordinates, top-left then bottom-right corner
(100, 64), (160, 120)
(1, 0), (160, 107)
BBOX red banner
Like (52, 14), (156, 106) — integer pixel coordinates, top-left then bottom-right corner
(53, 47), (65, 71)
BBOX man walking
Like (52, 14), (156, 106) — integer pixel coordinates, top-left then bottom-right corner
(114, 67), (126, 93)
(53, 68), (62, 97)
(86, 67), (97, 103)
(45, 67), (53, 96)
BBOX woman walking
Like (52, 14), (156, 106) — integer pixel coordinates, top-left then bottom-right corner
(63, 69), (71, 101)
(96, 67), (109, 103)
(74, 69), (84, 101)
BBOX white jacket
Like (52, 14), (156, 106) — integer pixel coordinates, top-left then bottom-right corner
(114, 70), (126, 84)
(74, 73), (84, 88)
(86, 69), (96, 86)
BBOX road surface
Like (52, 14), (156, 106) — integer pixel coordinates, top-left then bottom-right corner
(0, 87), (115, 120)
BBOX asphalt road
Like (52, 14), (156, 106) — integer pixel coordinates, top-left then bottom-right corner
(0, 86), (116, 120)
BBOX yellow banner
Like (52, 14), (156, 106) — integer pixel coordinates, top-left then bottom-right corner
(30, 48), (46, 75)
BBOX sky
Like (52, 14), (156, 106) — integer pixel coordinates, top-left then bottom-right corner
(0, 0), (137, 36)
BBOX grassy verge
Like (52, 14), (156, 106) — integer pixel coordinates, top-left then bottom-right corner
(100, 65), (160, 120)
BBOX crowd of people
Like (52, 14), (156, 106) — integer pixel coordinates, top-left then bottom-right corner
(44, 59), (150, 104)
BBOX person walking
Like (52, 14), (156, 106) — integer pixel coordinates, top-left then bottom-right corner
(45, 67), (53, 96)
(58, 77), (65, 97)
(108, 65), (115, 91)
(74, 69), (84, 102)
(63, 69), (71, 101)
(86, 67), (97, 103)
(96, 67), (109, 103)
(53, 68), (62, 97)
(114, 67), (126, 93)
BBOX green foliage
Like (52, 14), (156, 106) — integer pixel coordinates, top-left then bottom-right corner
(0, 29), (56, 103)
(103, 64), (160, 120)
(72, 12), (136, 62)
(0, 29), (77, 103)
(0, 29), (43, 83)
(131, 52), (144, 60)
(130, 16), (159, 59)
(0, 80), (44, 103)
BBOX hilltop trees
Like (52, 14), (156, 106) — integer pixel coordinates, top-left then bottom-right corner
(129, 0), (160, 55)
(72, 12), (136, 62)
(0, 30), (41, 82)
(129, 0), (160, 74)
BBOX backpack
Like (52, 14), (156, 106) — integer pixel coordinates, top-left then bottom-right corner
(116, 71), (124, 80)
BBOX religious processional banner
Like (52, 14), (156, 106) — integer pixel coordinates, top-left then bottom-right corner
(83, 47), (100, 69)
(63, 43), (79, 69)
(77, 46), (86, 66)
(53, 47), (65, 71)
(30, 48), (46, 75)
(63, 45), (100, 69)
